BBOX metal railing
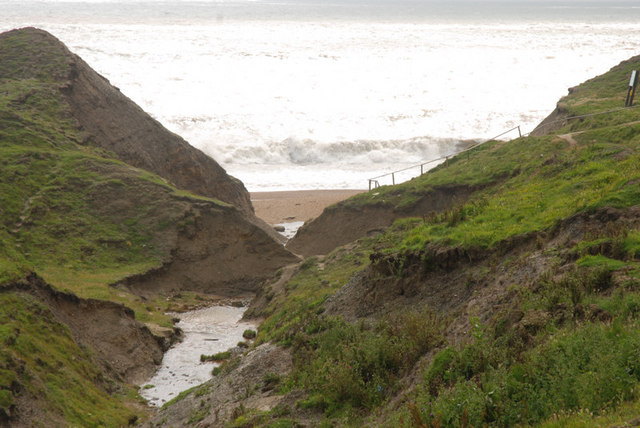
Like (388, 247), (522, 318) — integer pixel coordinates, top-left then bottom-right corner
(367, 125), (522, 190)
(366, 89), (640, 190)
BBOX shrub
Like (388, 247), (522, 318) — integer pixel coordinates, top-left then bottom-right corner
(243, 329), (257, 340)
(262, 372), (281, 391)
(200, 351), (231, 362)
(291, 310), (443, 413)
(414, 321), (640, 427)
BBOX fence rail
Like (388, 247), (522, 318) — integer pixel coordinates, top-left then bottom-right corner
(367, 103), (640, 190)
(367, 126), (522, 190)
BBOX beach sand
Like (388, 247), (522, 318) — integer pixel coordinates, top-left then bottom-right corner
(251, 189), (366, 225)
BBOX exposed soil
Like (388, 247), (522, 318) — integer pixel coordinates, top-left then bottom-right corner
(120, 201), (299, 298)
(1, 27), (298, 298)
(1, 28), (305, 426)
(146, 343), (294, 427)
(1, 28), (253, 216)
(324, 205), (640, 345)
(180, 205), (640, 426)
(243, 262), (300, 321)
(1, 273), (167, 386)
(529, 100), (573, 136)
(286, 184), (480, 257)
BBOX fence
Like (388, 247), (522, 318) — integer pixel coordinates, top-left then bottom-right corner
(367, 103), (640, 190)
(367, 126), (522, 190)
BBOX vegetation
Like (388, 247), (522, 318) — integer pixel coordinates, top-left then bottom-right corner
(291, 311), (443, 414)
(201, 351), (232, 362)
(0, 30), (235, 331)
(0, 292), (143, 425)
(5, 27), (640, 427)
(243, 329), (257, 339)
(0, 28), (237, 425)
(258, 246), (370, 345)
(238, 55), (640, 426)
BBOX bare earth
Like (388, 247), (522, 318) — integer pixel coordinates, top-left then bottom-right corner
(251, 189), (365, 225)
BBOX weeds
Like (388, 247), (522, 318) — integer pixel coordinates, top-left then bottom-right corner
(201, 351), (232, 362)
(285, 310), (443, 415)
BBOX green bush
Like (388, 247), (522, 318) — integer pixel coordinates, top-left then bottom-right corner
(0, 389), (14, 410)
(413, 322), (640, 427)
(243, 329), (257, 340)
(290, 310), (443, 414)
(200, 351), (231, 362)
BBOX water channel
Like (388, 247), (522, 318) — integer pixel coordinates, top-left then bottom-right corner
(140, 305), (256, 407)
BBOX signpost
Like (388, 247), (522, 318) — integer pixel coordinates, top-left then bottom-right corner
(625, 70), (638, 107)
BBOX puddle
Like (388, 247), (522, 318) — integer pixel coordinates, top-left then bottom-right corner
(140, 305), (256, 407)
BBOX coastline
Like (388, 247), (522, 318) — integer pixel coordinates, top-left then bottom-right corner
(251, 189), (366, 225)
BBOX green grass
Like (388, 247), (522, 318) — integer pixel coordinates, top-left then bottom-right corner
(0, 292), (142, 425)
(0, 29), (72, 83)
(257, 246), (370, 345)
(248, 55), (640, 427)
(291, 311), (444, 415)
(0, 28), (256, 425)
(4, 28), (640, 428)
(0, 72), (235, 330)
(200, 351), (232, 362)
(398, 319), (640, 428)
(365, 121), (640, 253)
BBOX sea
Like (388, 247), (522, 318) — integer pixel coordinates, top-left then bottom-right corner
(2, 0), (640, 190)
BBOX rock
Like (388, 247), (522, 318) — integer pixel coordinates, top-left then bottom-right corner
(274, 225), (285, 232)
(147, 343), (294, 427)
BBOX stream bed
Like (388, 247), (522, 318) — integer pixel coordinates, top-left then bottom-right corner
(140, 305), (256, 407)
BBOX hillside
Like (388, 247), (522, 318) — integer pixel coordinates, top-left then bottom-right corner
(154, 56), (640, 427)
(0, 27), (298, 426)
(288, 55), (640, 259)
(0, 27), (253, 215)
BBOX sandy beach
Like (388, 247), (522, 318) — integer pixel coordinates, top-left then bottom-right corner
(251, 189), (366, 225)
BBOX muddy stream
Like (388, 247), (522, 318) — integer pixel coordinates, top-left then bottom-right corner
(140, 305), (256, 407)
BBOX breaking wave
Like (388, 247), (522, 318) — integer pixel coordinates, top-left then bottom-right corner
(213, 136), (475, 166)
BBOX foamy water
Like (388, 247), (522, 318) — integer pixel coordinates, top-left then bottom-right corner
(2, 1), (640, 189)
(140, 305), (255, 407)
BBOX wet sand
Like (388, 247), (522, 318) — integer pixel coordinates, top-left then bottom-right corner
(251, 189), (366, 225)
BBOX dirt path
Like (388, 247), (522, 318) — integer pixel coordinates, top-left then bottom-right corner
(558, 132), (580, 147)
(558, 119), (640, 148)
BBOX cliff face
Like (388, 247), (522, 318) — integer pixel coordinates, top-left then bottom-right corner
(287, 184), (484, 257)
(0, 274), (165, 426)
(120, 199), (299, 298)
(2, 273), (165, 385)
(0, 27), (253, 215)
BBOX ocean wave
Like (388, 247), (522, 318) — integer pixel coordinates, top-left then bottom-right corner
(217, 136), (474, 166)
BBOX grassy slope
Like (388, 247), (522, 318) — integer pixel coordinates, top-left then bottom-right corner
(0, 30), (230, 424)
(224, 57), (640, 426)
(0, 75), (211, 326)
(0, 290), (143, 426)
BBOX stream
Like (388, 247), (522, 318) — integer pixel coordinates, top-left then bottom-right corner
(140, 305), (256, 407)
(276, 221), (304, 240)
